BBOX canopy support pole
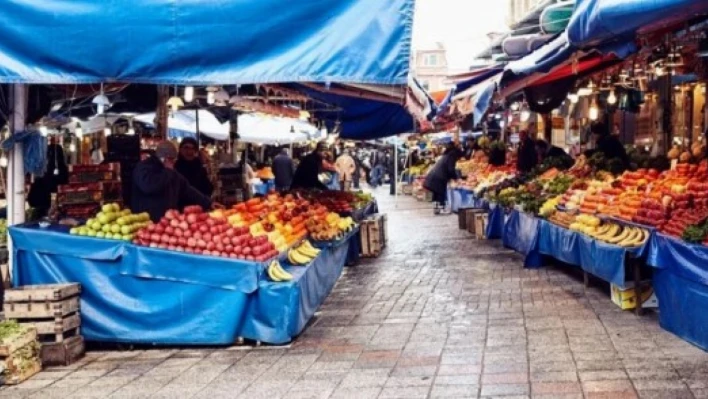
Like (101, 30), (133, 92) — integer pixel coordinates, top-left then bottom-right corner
(156, 85), (169, 139)
(7, 83), (28, 281)
(394, 137), (398, 209)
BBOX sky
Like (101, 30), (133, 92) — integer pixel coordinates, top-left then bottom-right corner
(412, 0), (509, 72)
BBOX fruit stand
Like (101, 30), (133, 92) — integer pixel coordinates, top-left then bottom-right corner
(8, 191), (371, 345)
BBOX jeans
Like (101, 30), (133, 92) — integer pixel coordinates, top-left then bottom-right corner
(370, 165), (384, 187)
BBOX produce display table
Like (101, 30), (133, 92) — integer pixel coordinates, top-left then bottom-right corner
(448, 187), (486, 213)
(537, 219), (649, 288)
(9, 224), (353, 346)
(648, 233), (708, 351)
(502, 209), (543, 268)
(486, 203), (506, 240)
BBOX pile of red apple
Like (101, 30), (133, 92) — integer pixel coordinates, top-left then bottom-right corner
(133, 205), (279, 262)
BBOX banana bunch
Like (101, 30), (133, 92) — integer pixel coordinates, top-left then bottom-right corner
(267, 260), (293, 282)
(591, 223), (649, 247)
(337, 217), (356, 233)
(288, 240), (321, 265)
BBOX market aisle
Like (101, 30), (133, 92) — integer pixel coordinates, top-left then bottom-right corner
(2, 191), (708, 399)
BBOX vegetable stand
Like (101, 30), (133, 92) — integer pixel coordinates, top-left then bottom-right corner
(9, 224), (355, 345)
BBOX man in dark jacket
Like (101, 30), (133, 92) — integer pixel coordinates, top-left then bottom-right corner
(28, 139), (69, 219)
(424, 144), (462, 214)
(590, 121), (629, 166)
(174, 138), (213, 198)
(517, 130), (538, 174)
(272, 147), (295, 192)
(535, 139), (573, 165)
(132, 141), (215, 222)
(291, 143), (328, 190)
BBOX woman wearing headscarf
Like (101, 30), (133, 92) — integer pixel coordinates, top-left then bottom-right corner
(423, 143), (463, 214)
(174, 137), (213, 198)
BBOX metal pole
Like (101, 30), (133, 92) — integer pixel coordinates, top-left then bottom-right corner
(394, 136), (398, 208)
(195, 108), (200, 149)
(8, 84), (27, 280)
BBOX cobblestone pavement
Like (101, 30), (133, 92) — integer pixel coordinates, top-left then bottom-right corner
(2, 191), (708, 399)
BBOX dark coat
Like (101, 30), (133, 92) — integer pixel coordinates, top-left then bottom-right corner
(272, 152), (295, 189)
(132, 155), (212, 222)
(596, 135), (629, 165)
(174, 157), (213, 198)
(424, 151), (460, 195)
(28, 144), (69, 216)
(517, 137), (538, 173)
(291, 152), (327, 190)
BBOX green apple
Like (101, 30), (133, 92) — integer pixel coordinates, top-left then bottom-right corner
(110, 224), (121, 234)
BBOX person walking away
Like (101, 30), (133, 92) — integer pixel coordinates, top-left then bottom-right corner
(517, 130), (538, 174)
(28, 138), (69, 219)
(351, 149), (362, 189)
(291, 143), (328, 190)
(423, 144), (463, 215)
(272, 147), (295, 192)
(335, 149), (356, 191)
(132, 141), (220, 222)
(174, 138), (214, 198)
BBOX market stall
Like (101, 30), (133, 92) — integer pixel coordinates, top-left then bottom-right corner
(9, 192), (369, 345)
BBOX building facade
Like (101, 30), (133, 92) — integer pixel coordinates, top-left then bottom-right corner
(412, 43), (449, 92)
(507, 0), (543, 27)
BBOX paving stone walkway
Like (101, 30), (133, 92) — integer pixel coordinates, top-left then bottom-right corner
(2, 190), (708, 398)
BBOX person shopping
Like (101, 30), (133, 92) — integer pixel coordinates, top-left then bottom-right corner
(132, 141), (220, 222)
(423, 143), (463, 215)
(291, 143), (328, 190)
(174, 138), (213, 198)
(272, 147), (295, 192)
(335, 149), (356, 191)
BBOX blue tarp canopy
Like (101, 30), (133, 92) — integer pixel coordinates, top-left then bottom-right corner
(567, 0), (708, 48)
(0, 0), (414, 85)
(291, 83), (414, 140)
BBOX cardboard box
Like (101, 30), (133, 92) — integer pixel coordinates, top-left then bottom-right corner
(611, 281), (658, 310)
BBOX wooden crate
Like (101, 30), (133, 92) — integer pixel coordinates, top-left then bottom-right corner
(474, 213), (489, 239)
(3, 358), (41, 385)
(41, 335), (85, 366)
(4, 284), (82, 343)
(360, 214), (388, 258)
(0, 327), (37, 357)
(401, 184), (413, 195)
(458, 207), (485, 230)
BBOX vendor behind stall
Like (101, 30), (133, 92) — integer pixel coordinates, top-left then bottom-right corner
(174, 138), (213, 198)
(291, 143), (328, 190)
(132, 141), (217, 222)
(273, 147), (295, 191)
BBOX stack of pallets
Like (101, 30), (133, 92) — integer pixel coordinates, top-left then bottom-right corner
(3, 284), (85, 366)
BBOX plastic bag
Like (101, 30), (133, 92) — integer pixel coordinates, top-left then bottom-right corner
(0, 129), (48, 176)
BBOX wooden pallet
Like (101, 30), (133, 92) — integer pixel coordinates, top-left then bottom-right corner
(4, 296), (80, 320)
(5, 283), (80, 303)
(41, 335), (85, 366)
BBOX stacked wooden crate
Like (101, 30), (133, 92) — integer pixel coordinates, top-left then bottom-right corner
(59, 163), (122, 219)
(0, 322), (42, 384)
(360, 214), (388, 258)
(3, 284), (85, 366)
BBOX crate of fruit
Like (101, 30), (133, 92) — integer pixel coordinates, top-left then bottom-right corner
(57, 190), (102, 205)
(68, 171), (117, 184)
(68, 163), (120, 174)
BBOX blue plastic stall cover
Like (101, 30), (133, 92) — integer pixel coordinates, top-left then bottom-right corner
(0, 0), (415, 85)
(505, 33), (574, 78)
(292, 84), (414, 140)
(567, 0), (708, 49)
(486, 203), (505, 240)
(240, 240), (350, 344)
(502, 210), (543, 268)
(648, 233), (708, 351)
(577, 232), (647, 287)
(9, 226), (252, 345)
(537, 220), (582, 267)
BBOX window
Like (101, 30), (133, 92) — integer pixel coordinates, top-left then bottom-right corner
(423, 54), (438, 67)
(420, 80), (429, 91)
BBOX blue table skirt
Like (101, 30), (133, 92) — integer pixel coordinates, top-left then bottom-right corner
(486, 203), (505, 240)
(536, 219), (648, 287)
(502, 210), (543, 268)
(648, 233), (708, 351)
(9, 225), (351, 345)
(449, 188), (486, 213)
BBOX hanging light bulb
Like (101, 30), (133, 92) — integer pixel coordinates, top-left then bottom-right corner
(104, 123), (112, 137)
(184, 86), (194, 102)
(567, 93), (579, 104)
(607, 90), (617, 105)
(207, 91), (215, 105)
(0, 153), (7, 168)
(510, 102), (520, 111)
(655, 66), (664, 77)
(69, 142), (76, 153)
(208, 147), (215, 156)
(75, 122), (83, 138)
(93, 83), (111, 115)
(167, 96), (184, 113)
(520, 109), (531, 122)
(127, 120), (135, 136)
(177, 136), (183, 143)
(589, 99), (599, 121)
(39, 125), (48, 137)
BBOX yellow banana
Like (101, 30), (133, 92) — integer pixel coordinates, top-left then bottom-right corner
(618, 227), (639, 247)
(597, 224), (620, 241)
(272, 261), (293, 281)
(296, 245), (320, 258)
(300, 240), (321, 254)
(606, 226), (629, 244)
(267, 262), (282, 282)
(288, 249), (311, 265)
